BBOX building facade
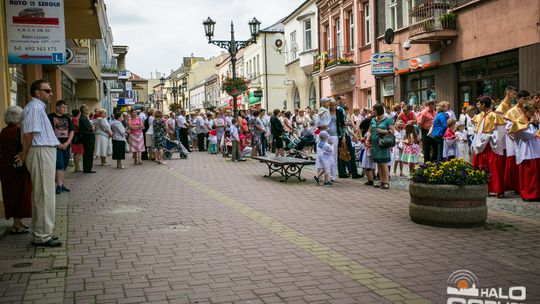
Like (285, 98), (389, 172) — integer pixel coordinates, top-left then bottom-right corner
(283, 0), (320, 110)
(243, 20), (287, 111)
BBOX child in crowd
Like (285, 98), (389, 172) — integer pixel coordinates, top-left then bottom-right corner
(455, 122), (469, 162)
(314, 131), (334, 187)
(443, 119), (458, 160)
(208, 126), (218, 154)
(230, 118), (245, 162)
(393, 120), (405, 177)
(401, 122), (421, 174)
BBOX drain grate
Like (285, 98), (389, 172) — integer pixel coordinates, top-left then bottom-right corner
(0, 258), (53, 274)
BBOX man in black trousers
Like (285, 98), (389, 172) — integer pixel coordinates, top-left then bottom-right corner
(78, 104), (96, 173)
(336, 96), (362, 179)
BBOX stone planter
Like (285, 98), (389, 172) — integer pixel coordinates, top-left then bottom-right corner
(409, 182), (488, 227)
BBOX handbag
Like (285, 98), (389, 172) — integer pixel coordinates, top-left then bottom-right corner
(376, 118), (396, 148)
(339, 140), (351, 161)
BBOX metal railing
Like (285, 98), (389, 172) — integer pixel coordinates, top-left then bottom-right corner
(409, 0), (457, 37)
(314, 46), (355, 72)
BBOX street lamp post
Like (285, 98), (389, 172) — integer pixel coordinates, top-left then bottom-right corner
(160, 77), (182, 111)
(203, 16), (261, 117)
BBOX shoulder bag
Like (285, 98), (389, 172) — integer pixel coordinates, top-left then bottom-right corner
(377, 117), (396, 148)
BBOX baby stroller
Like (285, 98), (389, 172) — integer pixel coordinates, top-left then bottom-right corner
(285, 133), (316, 160)
(221, 130), (233, 157)
(163, 139), (189, 160)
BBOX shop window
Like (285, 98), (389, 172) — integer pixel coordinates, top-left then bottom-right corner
(9, 64), (26, 107)
(61, 72), (77, 110)
(403, 71), (436, 106)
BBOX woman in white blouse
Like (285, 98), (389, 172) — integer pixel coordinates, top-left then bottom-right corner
(94, 109), (112, 166)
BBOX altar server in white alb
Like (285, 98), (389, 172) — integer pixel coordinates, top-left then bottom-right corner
(508, 99), (540, 202)
(471, 97), (507, 198)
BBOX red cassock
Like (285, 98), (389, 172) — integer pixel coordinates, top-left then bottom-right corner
(472, 145), (506, 195)
(518, 158), (540, 200)
(505, 155), (520, 192)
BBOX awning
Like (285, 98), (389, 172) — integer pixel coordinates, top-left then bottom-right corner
(248, 93), (261, 105)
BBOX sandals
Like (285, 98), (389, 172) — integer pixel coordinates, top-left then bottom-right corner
(381, 183), (390, 190)
(10, 226), (31, 234)
(364, 180), (374, 186)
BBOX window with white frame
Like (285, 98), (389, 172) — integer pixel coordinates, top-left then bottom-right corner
(336, 18), (341, 57)
(349, 12), (354, 51)
(326, 25), (331, 52)
(256, 55), (260, 76)
(290, 30), (297, 60)
(364, 3), (371, 44)
(402, 0), (409, 28)
(304, 19), (312, 51)
(386, 0), (398, 30)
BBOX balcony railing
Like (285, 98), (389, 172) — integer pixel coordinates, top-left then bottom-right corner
(314, 47), (355, 73)
(409, 0), (457, 38)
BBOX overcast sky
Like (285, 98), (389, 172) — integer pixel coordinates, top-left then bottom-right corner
(106, 0), (305, 79)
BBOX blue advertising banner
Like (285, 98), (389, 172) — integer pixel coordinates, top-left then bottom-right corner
(371, 53), (394, 75)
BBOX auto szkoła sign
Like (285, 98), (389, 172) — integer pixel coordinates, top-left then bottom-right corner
(371, 53), (394, 75)
(6, 0), (66, 64)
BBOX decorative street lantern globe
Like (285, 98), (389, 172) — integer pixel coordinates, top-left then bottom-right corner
(249, 17), (261, 37)
(159, 77), (165, 86)
(203, 17), (216, 40)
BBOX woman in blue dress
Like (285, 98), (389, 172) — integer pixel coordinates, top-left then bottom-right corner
(366, 103), (395, 189)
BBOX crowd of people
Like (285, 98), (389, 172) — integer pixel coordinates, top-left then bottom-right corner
(1, 79), (539, 246)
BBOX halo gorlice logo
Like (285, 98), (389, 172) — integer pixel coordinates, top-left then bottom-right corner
(447, 270), (527, 304)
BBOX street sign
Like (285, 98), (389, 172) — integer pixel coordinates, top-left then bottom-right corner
(253, 90), (263, 98)
(67, 47), (89, 67)
(6, 0), (66, 65)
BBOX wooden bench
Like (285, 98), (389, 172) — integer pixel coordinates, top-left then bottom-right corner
(253, 156), (315, 182)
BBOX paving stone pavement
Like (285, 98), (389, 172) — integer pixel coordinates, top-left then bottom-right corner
(0, 152), (539, 304)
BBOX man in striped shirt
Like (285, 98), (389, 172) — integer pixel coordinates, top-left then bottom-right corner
(20, 79), (62, 247)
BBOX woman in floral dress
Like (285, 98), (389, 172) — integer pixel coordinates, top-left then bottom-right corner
(153, 110), (168, 164)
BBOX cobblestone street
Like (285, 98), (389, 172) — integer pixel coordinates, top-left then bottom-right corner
(1, 152), (539, 304)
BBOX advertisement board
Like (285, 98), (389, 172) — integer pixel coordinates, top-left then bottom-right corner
(6, 0), (66, 64)
(371, 53), (394, 75)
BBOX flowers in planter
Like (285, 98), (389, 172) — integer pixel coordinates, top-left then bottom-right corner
(411, 158), (489, 186)
(314, 54), (354, 72)
(221, 76), (250, 96)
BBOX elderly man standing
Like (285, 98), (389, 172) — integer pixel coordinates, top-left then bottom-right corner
(21, 79), (62, 247)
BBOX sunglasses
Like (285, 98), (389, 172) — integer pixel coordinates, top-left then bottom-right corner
(39, 89), (52, 94)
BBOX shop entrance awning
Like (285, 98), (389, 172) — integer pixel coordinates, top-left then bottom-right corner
(248, 93), (261, 105)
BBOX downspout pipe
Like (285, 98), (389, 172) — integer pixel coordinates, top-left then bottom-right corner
(264, 33), (269, 112)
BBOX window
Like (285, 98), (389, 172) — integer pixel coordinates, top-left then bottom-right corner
(335, 18), (341, 57)
(349, 12), (355, 51)
(293, 87), (300, 110)
(256, 55), (260, 76)
(304, 19), (312, 51)
(364, 3), (371, 44)
(309, 83), (317, 109)
(290, 31), (297, 60)
(402, 0), (409, 27)
(386, 0), (398, 30)
(326, 25), (331, 52)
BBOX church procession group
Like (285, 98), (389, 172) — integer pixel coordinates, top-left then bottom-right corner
(471, 88), (539, 202)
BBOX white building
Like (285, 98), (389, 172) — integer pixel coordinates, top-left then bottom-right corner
(283, 0), (320, 110)
(242, 19), (287, 111)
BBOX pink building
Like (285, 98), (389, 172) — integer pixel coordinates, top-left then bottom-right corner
(316, 0), (540, 111)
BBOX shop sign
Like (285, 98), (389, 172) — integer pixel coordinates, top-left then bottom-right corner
(6, 0), (66, 64)
(397, 53), (440, 74)
(118, 71), (130, 79)
(371, 53), (394, 75)
(67, 47), (89, 67)
(382, 78), (395, 97)
(331, 72), (354, 93)
(117, 98), (134, 105)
